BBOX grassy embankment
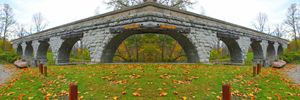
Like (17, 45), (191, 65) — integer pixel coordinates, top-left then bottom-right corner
(0, 64), (299, 99)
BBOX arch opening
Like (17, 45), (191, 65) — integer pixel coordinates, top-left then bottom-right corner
(113, 34), (187, 62)
(57, 38), (80, 64)
(56, 38), (91, 64)
(209, 40), (230, 64)
(249, 41), (264, 64)
(101, 31), (198, 63)
(218, 37), (243, 64)
(36, 41), (50, 63)
(267, 43), (276, 62)
(17, 44), (23, 56)
(277, 44), (283, 56)
(24, 42), (33, 59)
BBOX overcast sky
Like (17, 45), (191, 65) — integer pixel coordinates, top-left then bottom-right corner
(1, 0), (299, 39)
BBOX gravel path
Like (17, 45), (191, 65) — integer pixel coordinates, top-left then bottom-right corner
(0, 64), (12, 84)
(286, 65), (300, 84)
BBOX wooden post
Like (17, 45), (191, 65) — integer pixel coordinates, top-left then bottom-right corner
(257, 63), (262, 74)
(222, 83), (231, 100)
(69, 83), (78, 100)
(39, 64), (43, 74)
(253, 66), (257, 77)
(44, 66), (47, 77)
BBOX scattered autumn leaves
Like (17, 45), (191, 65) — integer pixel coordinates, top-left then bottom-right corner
(0, 64), (299, 99)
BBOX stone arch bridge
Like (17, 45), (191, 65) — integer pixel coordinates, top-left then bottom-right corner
(12, 2), (288, 65)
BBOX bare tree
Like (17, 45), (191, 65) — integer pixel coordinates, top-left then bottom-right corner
(252, 12), (269, 33)
(0, 4), (16, 50)
(15, 24), (29, 38)
(285, 3), (299, 50)
(105, 0), (195, 10)
(272, 24), (285, 37)
(32, 12), (48, 33)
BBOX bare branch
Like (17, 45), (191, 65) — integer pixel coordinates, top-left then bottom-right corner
(252, 12), (269, 33)
(32, 12), (48, 33)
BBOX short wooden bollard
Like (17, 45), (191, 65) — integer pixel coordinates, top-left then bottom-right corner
(253, 66), (257, 77)
(257, 63), (262, 74)
(69, 83), (78, 100)
(44, 66), (47, 77)
(39, 64), (43, 74)
(222, 84), (231, 100)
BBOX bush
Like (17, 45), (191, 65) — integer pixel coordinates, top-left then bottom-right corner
(280, 51), (300, 63)
(0, 50), (20, 63)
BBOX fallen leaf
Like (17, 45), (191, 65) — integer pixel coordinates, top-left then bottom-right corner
(133, 92), (141, 96)
(113, 96), (118, 100)
(182, 96), (187, 100)
(173, 91), (178, 95)
(159, 92), (168, 96)
(122, 91), (127, 95)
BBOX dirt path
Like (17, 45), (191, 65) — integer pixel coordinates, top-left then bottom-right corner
(0, 64), (12, 84)
(285, 65), (300, 84)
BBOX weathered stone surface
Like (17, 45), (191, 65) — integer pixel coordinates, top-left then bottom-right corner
(10, 2), (288, 65)
(236, 36), (251, 63)
(49, 37), (64, 64)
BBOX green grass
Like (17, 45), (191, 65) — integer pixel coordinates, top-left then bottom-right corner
(0, 64), (299, 99)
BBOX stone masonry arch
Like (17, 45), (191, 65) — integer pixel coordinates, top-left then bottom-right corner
(100, 32), (200, 63)
(82, 27), (218, 64)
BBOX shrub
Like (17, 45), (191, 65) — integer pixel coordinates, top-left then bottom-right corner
(280, 51), (300, 63)
(0, 50), (20, 63)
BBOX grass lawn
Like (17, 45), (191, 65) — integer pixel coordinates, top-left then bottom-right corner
(0, 64), (299, 99)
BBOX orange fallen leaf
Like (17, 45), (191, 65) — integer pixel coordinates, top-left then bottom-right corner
(122, 91), (127, 95)
(159, 92), (168, 96)
(132, 92), (141, 96)
(18, 94), (25, 100)
(173, 91), (178, 95)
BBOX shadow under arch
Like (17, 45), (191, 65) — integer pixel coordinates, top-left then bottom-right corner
(17, 44), (23, 55)
(36, 41), (50, 63)
(277, 44), (283, 56)
(267, 42), (276, 61)
(24, 42), (33, 59)
(219, 37), (243, 63)
(57, 38), (81, 64)
(100, 31), (199, 63)
(250, 40), (264, 62)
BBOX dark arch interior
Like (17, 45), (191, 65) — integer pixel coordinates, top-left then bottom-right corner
(57, 38), (80, 64)
(250, 41), (264, 61)
(219, 37), (243, 63)
(17, 44), (23, 55)
(24, 42), (33, 58)
(277, 44), (283, 56)
(101, 31), (199, 63)
(267, 43), (276, 61)
(37, 41), (50, 63)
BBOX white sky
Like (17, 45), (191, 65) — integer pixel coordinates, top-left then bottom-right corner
(1, 0), (300, 39)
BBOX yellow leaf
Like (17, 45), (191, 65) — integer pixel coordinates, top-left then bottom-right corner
(113, 96), (118, 100)
(182, 96), (187, 100)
